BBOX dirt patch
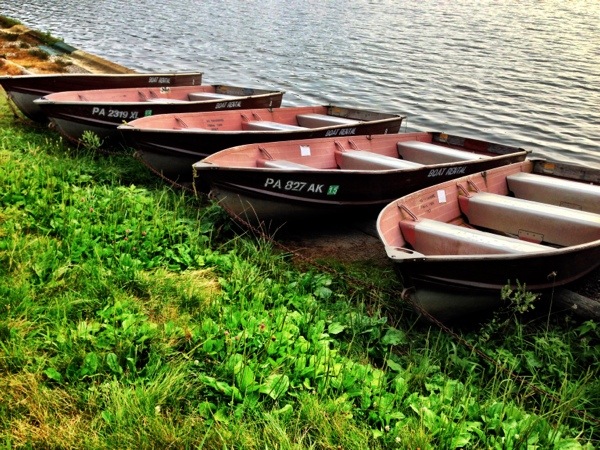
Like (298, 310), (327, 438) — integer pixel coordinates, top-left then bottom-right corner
(0, 25), (74, 75)
(0, 22), (133, 76)
(277, 220), (389, 266)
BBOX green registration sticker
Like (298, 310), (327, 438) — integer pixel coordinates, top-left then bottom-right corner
(327, 185), (339, 195)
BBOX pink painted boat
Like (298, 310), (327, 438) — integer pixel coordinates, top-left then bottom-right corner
(376, 159), (600, 319)
(33, 84), (284, 144)
(192, 131), (529, 222)
(0, 71), (203, 122)
(119, 104), (405, 183)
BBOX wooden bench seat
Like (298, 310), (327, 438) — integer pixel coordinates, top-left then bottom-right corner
(187, 92), (238, 101)
(507, 172), (600, 214)
(399, 218), (548, 255)
(336, 150), (424, 170)
(296, 113), (360, 128)
(245, 121), (307, 131)
(459, 192), (600, 246)
(397, 141), (489, 164)
(257, 159), (312, 170)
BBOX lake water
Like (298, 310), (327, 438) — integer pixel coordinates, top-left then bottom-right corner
(2, 0), (599, 168)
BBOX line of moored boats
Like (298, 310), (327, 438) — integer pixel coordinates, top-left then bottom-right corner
(1, 71), (598, 320)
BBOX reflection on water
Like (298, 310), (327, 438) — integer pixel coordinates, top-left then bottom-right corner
(1, 0), (599, 167)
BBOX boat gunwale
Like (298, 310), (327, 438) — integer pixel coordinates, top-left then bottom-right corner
(33, 90), (286, 107)
(120, 115), (404, 133)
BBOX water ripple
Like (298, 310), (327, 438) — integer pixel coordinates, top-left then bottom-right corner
(1, 0), (598, 167)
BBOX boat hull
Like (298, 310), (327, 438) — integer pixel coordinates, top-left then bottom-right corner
(0, 72), (203, 122)
(398, 244), (600, 321)
(400, 244), (600, 292)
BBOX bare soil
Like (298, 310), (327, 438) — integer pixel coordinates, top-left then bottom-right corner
(0, 24), (73, 75)
(0, 22), (133, 76)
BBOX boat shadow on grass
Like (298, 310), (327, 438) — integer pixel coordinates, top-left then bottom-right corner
(223, 208), (390, 267)
(218, 200), (600, 321)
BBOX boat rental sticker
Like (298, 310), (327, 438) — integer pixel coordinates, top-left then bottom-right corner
(300, 145), (311, 156)
(437, 189), (447, 203)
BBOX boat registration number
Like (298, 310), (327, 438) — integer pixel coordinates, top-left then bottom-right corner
(265, 178), (336, 194)
(91, 107), (140, 120)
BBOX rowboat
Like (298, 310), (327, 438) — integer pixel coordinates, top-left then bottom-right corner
(33, 84), (285, 144)
(376, 159), (600, 320)
(192, 132), (529, 223)
(0, 72), (203, 122)
(118, 105), (405, 184)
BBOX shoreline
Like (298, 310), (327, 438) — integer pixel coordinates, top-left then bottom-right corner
(0, 16), (133, 75)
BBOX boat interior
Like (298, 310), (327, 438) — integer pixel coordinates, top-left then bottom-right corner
(42, 85), (272, 103)
(242, 113), (360, 131)
(144, 91), (237, 103)
(254, 138), (494, 171)
(124, 105), (401, 132)
(388, 164), (600, 258)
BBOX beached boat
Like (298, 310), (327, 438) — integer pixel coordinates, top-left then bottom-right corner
(33, 84), (285, 144)
(119, 105), (405, 183)
(192, 132), (529, 223)
(376, 159), (600, 320)
(0, 72), (203, 122)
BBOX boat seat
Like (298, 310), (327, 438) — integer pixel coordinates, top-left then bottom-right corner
(175, 127), (208, 132)
(245, 121), (307, 131)
(145, 98), (187, 103)
(397, 141), (490, 164)
(257, 159), (312, 170)
(296, 113), (360, 128)
(459, 192), (600, 246)
(336, 150), (424, 170)
(399, 218), (548, 255)
(507, 172), (600, 214)
(188, 92), (238, 101)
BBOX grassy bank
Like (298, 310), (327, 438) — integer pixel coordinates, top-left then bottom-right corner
(0, 95), (599, 449)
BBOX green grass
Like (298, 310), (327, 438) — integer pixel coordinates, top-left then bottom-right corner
(0, 94), (598, 449)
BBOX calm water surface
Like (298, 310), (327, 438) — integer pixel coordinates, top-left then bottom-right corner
(2, 0), (599, 168)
